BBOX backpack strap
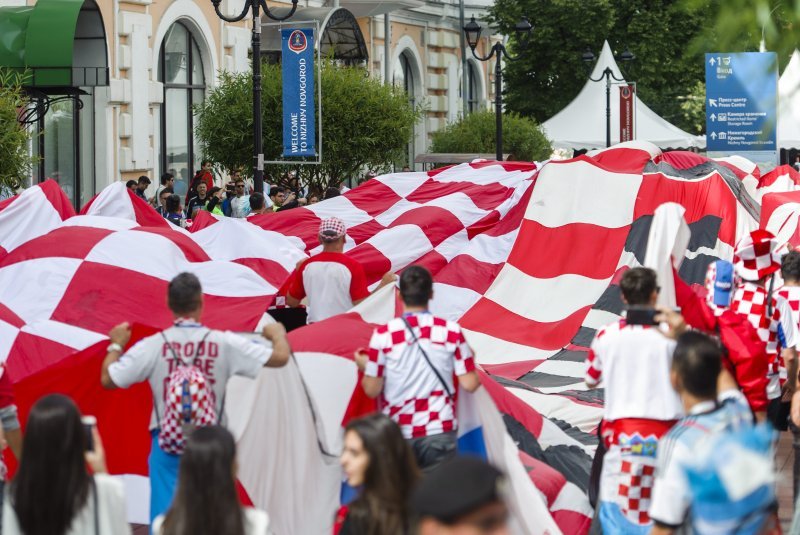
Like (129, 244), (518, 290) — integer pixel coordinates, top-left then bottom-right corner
(400, 316), (453, 399)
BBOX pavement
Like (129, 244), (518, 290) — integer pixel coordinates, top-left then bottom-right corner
(778, 429), (796, 532)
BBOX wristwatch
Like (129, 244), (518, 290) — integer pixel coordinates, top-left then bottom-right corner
(106, 342), (123, 353)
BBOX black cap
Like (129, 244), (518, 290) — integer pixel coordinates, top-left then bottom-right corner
(411, 457), (504, 523)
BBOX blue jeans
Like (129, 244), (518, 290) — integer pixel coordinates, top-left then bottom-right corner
(148, 430), (180, 532)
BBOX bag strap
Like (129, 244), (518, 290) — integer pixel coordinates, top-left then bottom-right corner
(767, 274), (775, 318)
(400, 316), (453, 399)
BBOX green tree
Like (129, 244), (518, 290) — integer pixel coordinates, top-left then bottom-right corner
(195, 61), (423, 194)
(687, 0), (799, 69)
(429, 110), (552, 162)
(0, 69), (35, 192)
(485, 0), (615, 125)
(487, 0), (711, 134)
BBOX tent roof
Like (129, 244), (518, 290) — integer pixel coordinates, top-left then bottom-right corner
(542, 41), (704, 151)
(779, 50), (800, 150)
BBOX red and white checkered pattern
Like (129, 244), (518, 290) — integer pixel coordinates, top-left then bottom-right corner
(365, 313), (475, 439)
(731, 282), (784, 397)
(158, 365), (217, 454)
(80, 182), (172, 230)
(318, 217), (346, 241)
(733, 229), (782, 281)
(618, 460), (656, 525)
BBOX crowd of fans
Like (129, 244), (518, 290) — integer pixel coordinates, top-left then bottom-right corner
(128, 160), (394, 228)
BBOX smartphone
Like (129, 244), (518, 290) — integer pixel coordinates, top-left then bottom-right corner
(625, 306), (658, 326)
(82, 415), (97, 452)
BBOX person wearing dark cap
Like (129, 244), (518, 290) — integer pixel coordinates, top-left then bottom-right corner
(355, 265), (481, 471)
(287, 217), (394, 323)
(412, 457), (509, 535)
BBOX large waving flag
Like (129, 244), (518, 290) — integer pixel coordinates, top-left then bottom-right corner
(1, 145), (796, 534)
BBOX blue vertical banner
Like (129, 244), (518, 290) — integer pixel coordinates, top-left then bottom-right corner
(282, 28), (316, 157)
(705, 52), (777, 169)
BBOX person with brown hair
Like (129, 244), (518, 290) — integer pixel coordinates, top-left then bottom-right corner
(335, 413), (420, 535)
(154, 426), (270, 535)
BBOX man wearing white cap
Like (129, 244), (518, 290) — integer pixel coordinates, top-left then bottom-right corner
(731, 229), (798, 429)
(286, 217), (394, 323)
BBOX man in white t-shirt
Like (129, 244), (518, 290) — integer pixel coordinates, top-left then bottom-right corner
(286, 217), (394, 323)
(355, 265), (480, 471)
(585, 267), (685, 534)
(100, 272), (291, 526)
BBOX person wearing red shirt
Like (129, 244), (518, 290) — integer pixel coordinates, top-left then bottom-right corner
(186, 160), (214, 203)
(287, 217), (394, 323)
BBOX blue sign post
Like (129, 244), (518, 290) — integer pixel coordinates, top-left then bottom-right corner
(705, 52), (778, 169)
(282, 28), (316, 158)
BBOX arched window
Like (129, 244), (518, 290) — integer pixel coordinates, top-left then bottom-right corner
(393, 51), (416, 169)
(158, 22), (205, 197)
(467, 61), (480, 113)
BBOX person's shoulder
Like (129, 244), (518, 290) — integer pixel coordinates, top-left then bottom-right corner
(93, 473), (125, 499)
(243, 508), (270, 534)
(594, 319), (625, 340)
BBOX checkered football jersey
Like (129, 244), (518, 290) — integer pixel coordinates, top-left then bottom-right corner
(731, 281), (792, 399)
(365, 312), (475, 439)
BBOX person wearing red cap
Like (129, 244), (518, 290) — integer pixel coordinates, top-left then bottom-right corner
(731, 229), (798, 430)
(286, 217), (394, 323)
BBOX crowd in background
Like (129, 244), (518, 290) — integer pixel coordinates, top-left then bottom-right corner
(121, 160), (405, 229)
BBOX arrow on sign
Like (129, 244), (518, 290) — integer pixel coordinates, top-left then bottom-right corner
(709, 57), (716, 66)
(710, 114), (716, 121)
(709, 99), (717, 107)
(711, 132), (717, 140)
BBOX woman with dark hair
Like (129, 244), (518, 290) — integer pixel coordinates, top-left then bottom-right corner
(3, 394), (130, 534)
(335, 413), (420, 535)
(154, 426), (270, 535)
(164, 194), (186, 228)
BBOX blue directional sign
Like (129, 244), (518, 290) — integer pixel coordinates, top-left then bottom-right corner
(705, 52), (777, 167)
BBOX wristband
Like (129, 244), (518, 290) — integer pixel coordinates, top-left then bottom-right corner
(107, 342), (123, 353)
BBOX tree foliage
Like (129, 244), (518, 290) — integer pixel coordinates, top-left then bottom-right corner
(487, 0), (713, 134)
(0, 69), (35, 191)
(429, 110), (552, 162)
(195, 61), (423, 193)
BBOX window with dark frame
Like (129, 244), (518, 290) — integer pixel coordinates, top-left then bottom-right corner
(158, 22), (206, 198)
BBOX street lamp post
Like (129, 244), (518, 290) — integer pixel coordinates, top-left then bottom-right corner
(581, 46), (635, 148)
(463, 16), (532, 162)
(211, 0), (298, 193)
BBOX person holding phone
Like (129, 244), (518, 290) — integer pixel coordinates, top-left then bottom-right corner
(2, 394), (130, 534)
(584, 267), (685, 534)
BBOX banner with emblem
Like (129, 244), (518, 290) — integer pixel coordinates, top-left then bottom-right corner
(282, 28), (316, 157)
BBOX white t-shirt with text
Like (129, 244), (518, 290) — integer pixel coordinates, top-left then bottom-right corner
(108, 319), (272, 429)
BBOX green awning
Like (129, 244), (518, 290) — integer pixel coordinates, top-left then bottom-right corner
(0, 0), (108, 89)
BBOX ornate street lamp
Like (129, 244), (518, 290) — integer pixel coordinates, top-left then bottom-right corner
(463, 15), (532, 162)
(581, 45), (635, 148)
(210, 0), (298, 193)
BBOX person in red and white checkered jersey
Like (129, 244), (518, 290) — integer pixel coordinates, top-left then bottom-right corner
(354, 265), (481, 471)
(584, 267), (685, 533)
(731, 230), (798, 430)
(287, 217), (395, 324)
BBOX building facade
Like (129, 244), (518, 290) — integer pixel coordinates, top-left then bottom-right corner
(0, 0), (499, 207)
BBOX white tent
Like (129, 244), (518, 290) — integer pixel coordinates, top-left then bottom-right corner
(542, 41), (705, 151)
(779, 50), (800, 150)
